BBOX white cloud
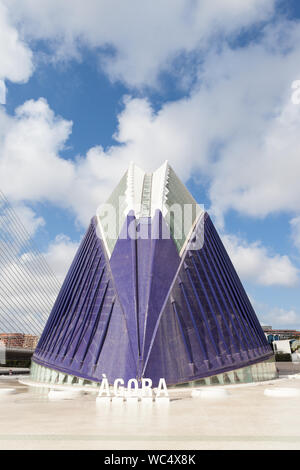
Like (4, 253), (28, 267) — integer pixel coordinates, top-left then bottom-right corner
(260, 306), (300, 329)
(290, 216), (300, 252)
(74, 20), (300, 226)
(273, 308), (299, 326)
(2, 0), (300, 334)
(43, 234), (79, 283)
(13, 204), (45, 237)
(0, 2), (300, 231)
(3, 0), (275, 88)
(0, 2), (299, 300)
(222, 233), (299, 287)
(0, 97), (116, 226)
(2, 53), (300, 233)
(0, 80), (6, 104)
(209, 95), (300, 224)
(0, 2), (33, 84)
(0, 98), (74, 203)
(0, 95), (194, 226)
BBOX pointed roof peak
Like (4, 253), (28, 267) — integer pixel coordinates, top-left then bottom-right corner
(98, 160), (202, 257)
(128, 159), (171, 174)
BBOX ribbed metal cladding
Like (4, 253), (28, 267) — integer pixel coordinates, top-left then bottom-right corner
(142, 213), (273, 386)
(33, 208), (273, 387)
(33, 217), (137, 384)
(32, 160), (273, 386)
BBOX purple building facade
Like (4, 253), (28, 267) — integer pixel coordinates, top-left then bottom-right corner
(31, 162), (275, 387)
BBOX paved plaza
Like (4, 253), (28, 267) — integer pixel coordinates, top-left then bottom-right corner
(0, 374), (300, 450)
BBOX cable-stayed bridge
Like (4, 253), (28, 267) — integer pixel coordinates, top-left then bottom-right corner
(0, 191), (61, 350)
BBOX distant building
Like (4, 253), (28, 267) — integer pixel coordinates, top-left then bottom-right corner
(262, 326), (300, 342)
(272, 339), (292, 354)
(272, 338), (300, 362)
(0, 333), (39, 350)
(261, 326), (300, 362)
(23, 335), (39, 350)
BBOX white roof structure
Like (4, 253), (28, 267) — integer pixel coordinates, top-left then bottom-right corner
(97, 161), (203, 258)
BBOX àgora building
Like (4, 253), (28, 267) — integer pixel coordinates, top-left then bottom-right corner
(31, 161), (276, 387)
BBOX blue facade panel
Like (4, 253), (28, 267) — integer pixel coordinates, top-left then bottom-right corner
(33, 212), (273, 386)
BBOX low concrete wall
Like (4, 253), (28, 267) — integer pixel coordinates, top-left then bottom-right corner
(276, 362), (300, 375)
(0, 367), (30, 375)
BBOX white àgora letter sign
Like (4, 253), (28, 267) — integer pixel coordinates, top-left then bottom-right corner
(97, 375), (169, 403)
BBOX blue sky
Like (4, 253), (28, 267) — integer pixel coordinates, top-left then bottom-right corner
(1, 0), (300, 329)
